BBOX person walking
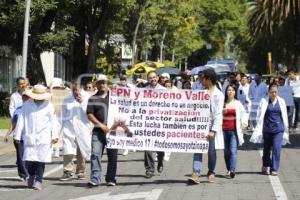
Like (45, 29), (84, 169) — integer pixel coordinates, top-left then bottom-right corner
(250, 83), (290, 176)
(9, 77), (26, 117)
(13, 84), (59, 190)
(249, 73), (268, 129)
(188, 68), (224, 184)
(59, 80), (92, 181)
(222, 83), (248, 179)
(144, 71), (165, 178)
(86, 74), (118, 187)
(4, 90), (30, 182)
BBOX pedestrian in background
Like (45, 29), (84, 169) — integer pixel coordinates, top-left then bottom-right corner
(9, 77), (26, 117)
(250, 83), (289, 176)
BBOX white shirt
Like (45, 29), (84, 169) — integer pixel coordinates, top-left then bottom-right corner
(288, 78), (300, 98)
(9, 91), (23, 117)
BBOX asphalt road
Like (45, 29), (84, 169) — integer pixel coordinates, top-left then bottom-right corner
(0, 131), (300, 200)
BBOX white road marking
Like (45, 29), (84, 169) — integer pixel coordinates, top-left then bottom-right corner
(44, 164), (63, 177)
(0, 169), (17, 173)
(69, 189), (163, 200)
(258, 150), (288, 200)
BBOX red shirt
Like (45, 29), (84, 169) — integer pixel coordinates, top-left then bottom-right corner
(223, 108), (236, 131)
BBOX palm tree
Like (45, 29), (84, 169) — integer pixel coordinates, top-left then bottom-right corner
(248, 0), (300, 71)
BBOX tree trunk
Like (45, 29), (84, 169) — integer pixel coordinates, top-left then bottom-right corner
(172, 48), (175, 62)
(132, 14), (142, 65)
(27, 50), (46, 85)
(87, 34), (98, 73)
(160, 29), (167, 63)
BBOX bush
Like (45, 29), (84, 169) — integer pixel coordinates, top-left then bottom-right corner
(0, 92), (10, 117)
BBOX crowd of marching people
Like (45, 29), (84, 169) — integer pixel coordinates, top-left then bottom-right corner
(3, 67), (299, 190)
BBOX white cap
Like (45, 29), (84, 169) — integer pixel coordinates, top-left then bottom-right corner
(50, 77), (63, 88)
(96, 74), (108, 82)
(160, 73), (170, 79)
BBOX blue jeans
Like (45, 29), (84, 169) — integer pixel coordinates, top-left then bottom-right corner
(223, 130), (238, 172)
(193, 136), (216, 176)
(90, 131), (118, 184)
(262, 132), (283, 172)
(25, 161), (45, 183)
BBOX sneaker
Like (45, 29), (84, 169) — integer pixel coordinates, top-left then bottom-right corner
(164, 152), (171, 161)
(27, 176), (35, 188)
(261, 166), (270, 175)
(225, 171), (231, 179)
(157, 162), (163, 173)
(33, 181), (42, 191)
(230, 172), (235, 179)
(145, 171), (154, 179)
(208, 173), (215, 183)
(271, 171), (278, 176)
(122, 149), (129, 156)
(53, 148), (60, 158)
(188, 173), (200, 184)
(77, 173), (85, 180)
(60, 172), (74, 181)
(107, 181), (116, 186)
(87, 180), (100, 187)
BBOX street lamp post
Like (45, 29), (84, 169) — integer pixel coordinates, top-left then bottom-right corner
(21, 0), (31, 78)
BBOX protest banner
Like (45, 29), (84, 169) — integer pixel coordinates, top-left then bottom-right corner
(107, 87), (211, 153)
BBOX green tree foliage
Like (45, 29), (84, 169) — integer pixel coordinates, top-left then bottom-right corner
(248, 0), (300, 71)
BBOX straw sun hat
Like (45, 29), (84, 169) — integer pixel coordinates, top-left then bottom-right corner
(27, 84), (51, 100)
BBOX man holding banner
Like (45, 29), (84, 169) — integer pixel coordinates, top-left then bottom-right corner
(86, 74), (118, 187)
(189, 68), (224, 184)
(144, 71), (165, 178)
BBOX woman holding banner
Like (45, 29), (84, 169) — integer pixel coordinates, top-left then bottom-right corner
(222, 83), (248, 179)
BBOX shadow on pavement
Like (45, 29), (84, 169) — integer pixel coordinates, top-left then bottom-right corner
(0, 184), (27, 189)
(0, 164), (16, 168)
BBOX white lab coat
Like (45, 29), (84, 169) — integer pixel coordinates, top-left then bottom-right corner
(61, 91), (92, 159)
(222, 100), (248, 146)
(210, 86), (225, 149)
(250, 96), (289, 145)
(13, 100), (59, 163)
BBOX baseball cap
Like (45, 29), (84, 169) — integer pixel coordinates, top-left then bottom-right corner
(96, 74), (108, 82)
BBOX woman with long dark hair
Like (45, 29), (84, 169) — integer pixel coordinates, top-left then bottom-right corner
(223, 83), (248, 178)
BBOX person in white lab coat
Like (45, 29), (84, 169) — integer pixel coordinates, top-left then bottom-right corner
(189, 68), (224, 184)
(59, 81), (92, 181)
(13, 84), (59, 190)
(249, 73), (268, 129)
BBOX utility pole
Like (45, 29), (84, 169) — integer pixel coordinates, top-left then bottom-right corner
(21, 0), (31, 78)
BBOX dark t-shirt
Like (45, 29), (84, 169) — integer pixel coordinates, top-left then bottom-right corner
(86, 93), (109, 133)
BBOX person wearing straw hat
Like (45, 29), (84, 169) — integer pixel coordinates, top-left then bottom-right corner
(13, 84), (60, 191)
(4, 89), (31, 182)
